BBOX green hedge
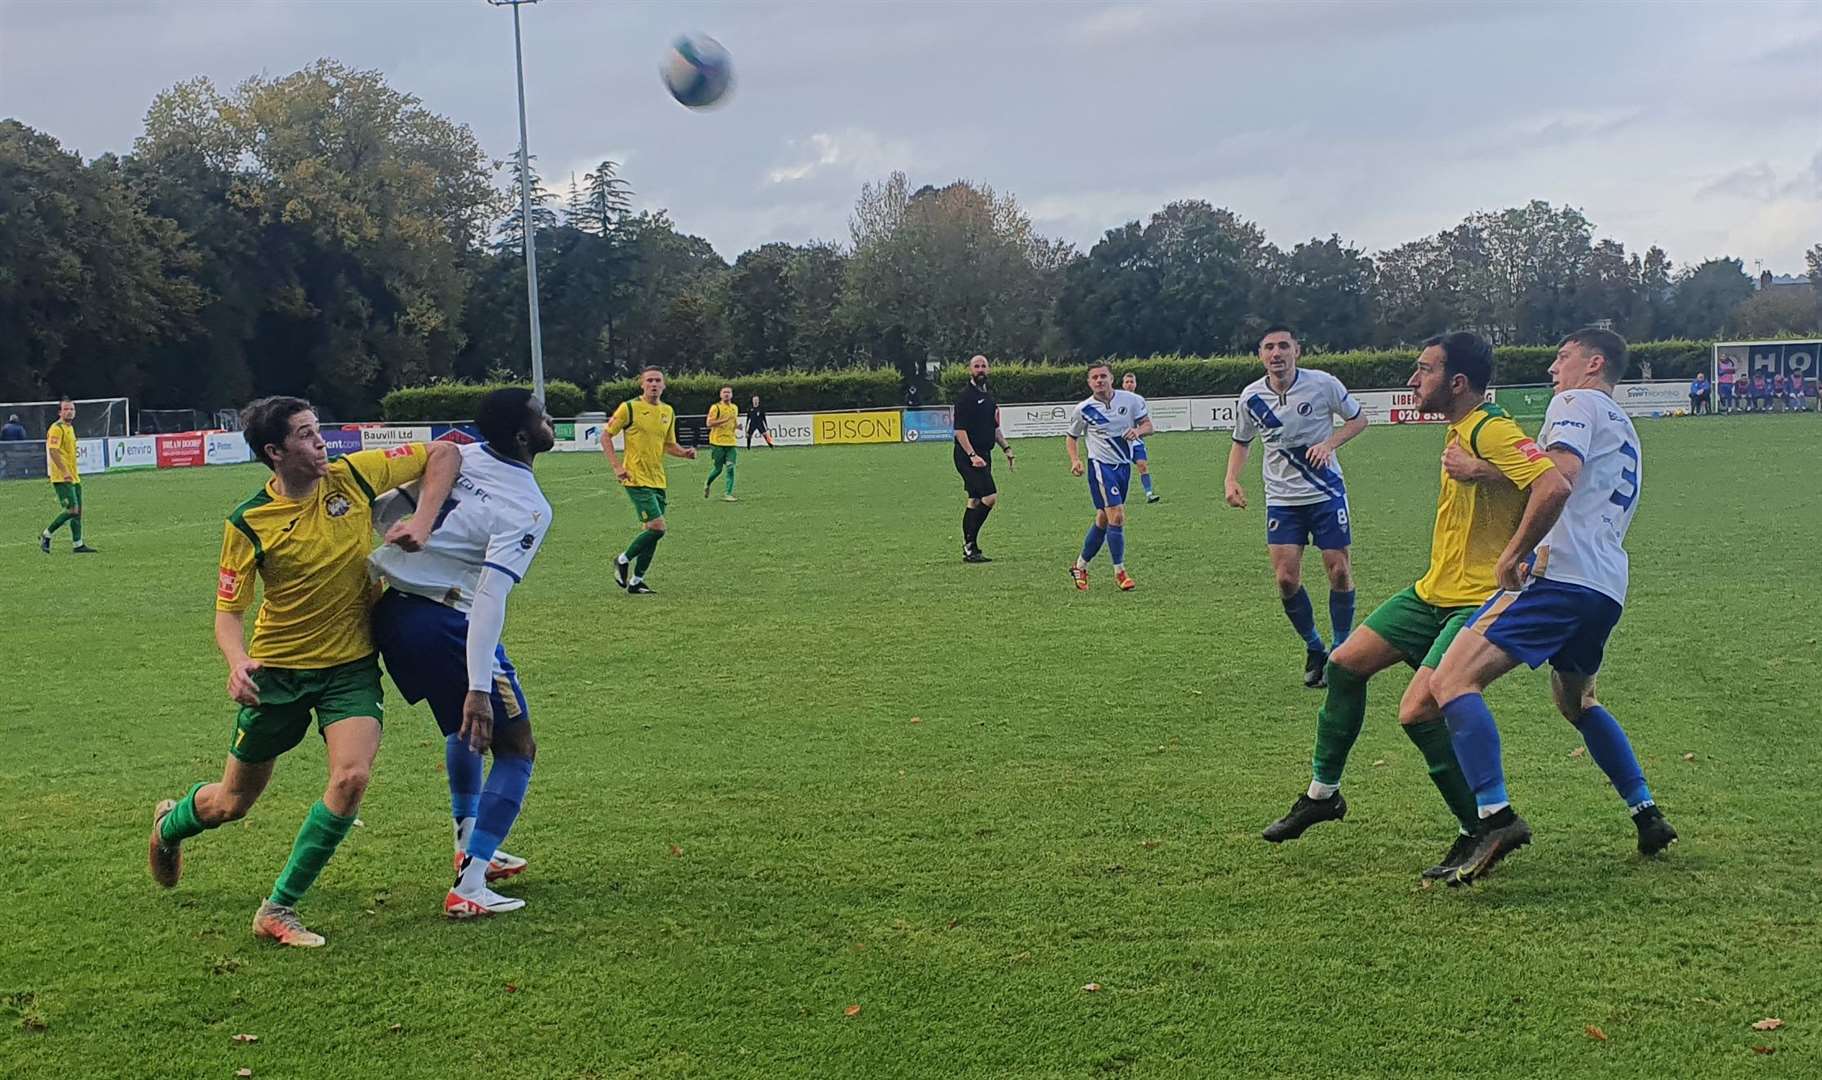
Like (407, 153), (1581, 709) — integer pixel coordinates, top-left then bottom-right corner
(595, 368), (903, 415)
(936, 341), (1712, 402)
(382, 380), (588, 422)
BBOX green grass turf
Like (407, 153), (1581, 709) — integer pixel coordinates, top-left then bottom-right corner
(2, 416), (1818, 1078)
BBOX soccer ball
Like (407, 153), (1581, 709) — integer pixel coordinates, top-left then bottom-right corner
(661, 34), (733, 109)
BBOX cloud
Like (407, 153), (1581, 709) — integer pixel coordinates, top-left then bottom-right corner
(1698, 151), (1822, 202)
(765, 129), (913, 185)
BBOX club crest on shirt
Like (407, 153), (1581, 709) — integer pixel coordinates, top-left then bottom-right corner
(1297, 402), (1314, 416)
(326, 493), (352, 518)
(520, 533), (535, 550)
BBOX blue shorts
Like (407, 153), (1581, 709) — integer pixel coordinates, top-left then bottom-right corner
(1088, 461), (1131, 509)
(1130, 439), (1148, 463)
(1467, 578), (1622, 675)
(371, 589), (529, 737)
(1266, 497), (1351, 551)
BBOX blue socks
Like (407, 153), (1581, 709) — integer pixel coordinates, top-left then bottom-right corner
(1441, 692), (1508, 814)
(1574, 706), (1653, 809)
(1282, 587), (1324, 650)
(467, 754), (534, 864)
(1329, 589), (1355, 649)
(1139, 472), (1154, 495)
(1105, 525), (1125, 566)
(1080, 523), (1106, 563)
(445, 734), (482, 822)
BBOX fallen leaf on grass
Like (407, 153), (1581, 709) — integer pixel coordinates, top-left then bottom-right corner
(1570, 747), (1586, 759)
(231, 1034), (258, 1044)
(909, 716), (922, 724)
(843, 1005), (862, 1018)
(352, 818), (363, 827)
(1139, 839), (1161, 850)
(20, 1016), (46, 1033)
(503, 983), (518, 994)
(1751, 1017), (1783, 1031)
(1082, 983), (1102, 993)
(946, 918), (959, 930)
(668, 843), (683, 858)
(1585, 1025), (1608, 1041)
(1752, 1045), (1776, 1055)
(1372, 759), (1386, 767)
(388, 1024), (402, 1034)
(237, 1071), (253, 1078)
(1683, 753), (1696, 762)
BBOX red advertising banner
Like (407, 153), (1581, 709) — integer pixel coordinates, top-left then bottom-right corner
(156, 432), (208, 469)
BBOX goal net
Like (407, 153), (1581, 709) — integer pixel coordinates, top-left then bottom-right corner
(0, 397), (130, 440)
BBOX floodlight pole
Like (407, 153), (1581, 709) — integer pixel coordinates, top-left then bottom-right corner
(490, 0), (545, 401)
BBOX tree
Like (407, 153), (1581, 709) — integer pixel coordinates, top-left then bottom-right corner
(493, 155), (560, 255)
(0, 121), (203, 401)
(1729, 286), (1820, 337)
(1278, 235), (1375, 350)
(785, 242), (851, 369)
(1668, 258), (1755, 339)
(723, 243), (798, 372)
(842, 173), (1068, 375)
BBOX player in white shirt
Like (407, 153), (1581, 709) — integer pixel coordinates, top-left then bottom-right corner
(369, 389), (557, 918)
(1066, 363), (1153, 591)
(1120, 373), (1161, 503)
(1224, 326), (1370, 687)
(1430, 329), (1677, 885)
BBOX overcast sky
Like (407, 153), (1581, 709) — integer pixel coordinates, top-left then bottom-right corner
(3, 0), (1819, 272)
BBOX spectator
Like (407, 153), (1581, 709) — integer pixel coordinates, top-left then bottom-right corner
(1639, 358), (1654, 380)
(1750, 372), (1770, 413)
(1772, 371), (1789, 413)
(1718, 370), (1737, 414)
(0, 414), (25, 440)
(1688, 371), (1710, 415)
(1790, 374), (1811, 413)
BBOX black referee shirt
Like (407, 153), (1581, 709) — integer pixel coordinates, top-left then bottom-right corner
(953, 381), (998, 458)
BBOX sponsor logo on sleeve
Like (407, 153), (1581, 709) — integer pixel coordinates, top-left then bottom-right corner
(217, 567), (240, 600)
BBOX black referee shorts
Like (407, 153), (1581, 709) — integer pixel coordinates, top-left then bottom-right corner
(955, 450), (997, 500)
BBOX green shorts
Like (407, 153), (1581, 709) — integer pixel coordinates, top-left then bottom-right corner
(1361, 585), (1478, 671)
(230, 654), (384, 763)
(52, 482), (81, 512)
(709, 445), (737, 468)
(626, 485), (667, 523)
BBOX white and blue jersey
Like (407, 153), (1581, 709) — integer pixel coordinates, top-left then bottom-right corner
(1232, 370), (1361, 508)
(1069, 390), (1148, 508)
(369, 442), (552, 733)
(1469, 388), (1641, 674)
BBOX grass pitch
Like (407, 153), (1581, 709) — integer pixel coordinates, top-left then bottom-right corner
(2, 416), (1818, 1078)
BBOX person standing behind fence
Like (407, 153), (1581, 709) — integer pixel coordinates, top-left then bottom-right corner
(1, 414), (25, 440)
(40, 398), (97, 555)
(745, 394), (774, 449)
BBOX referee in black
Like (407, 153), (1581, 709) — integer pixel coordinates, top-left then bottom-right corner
(952, 354), (1014, 562)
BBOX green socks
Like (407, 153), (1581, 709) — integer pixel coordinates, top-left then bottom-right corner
(1402, 718), (1480, 832)
(45, 512), (72, 536)
(634, 530), (663, 575)
(723, 463), (736, 495)
(1311, 661), (1367, 787)
(622, 529), (657, 564)
(268, 800), (356, 908)
(159, 781), (211, 845)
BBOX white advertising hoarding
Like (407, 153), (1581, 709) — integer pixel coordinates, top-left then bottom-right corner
(107, 436), (157, 470)
(358, 425), (432, 450)
(205, 432), (251, 465)
(76, 439), (108, 474)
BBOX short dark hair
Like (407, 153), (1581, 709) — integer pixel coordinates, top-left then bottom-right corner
(1088, 362), (1113, 376)
(1421, 331), (1495, 392)
(475, 387), (536, 449)
(241, 396), (314, 470)
(640, 365), (664, 377)
(1259, 324), (1297, 345)
(1560, 327), (1629, 383)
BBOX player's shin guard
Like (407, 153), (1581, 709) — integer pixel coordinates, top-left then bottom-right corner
(1441, 693), (1508, 816)
(1329, 589), (1355, 648)
(724, 461), (736, 494)
(1105, 525), (1125, 567)
(158, 781), (213, 845)
(1139, 472), (1154, 495)
(268, 800), (356, 908)
(622, 529), (656, 565)
(1282, 587), (1324, 650)
(1403, 719), (1480, 832)
(446, 734), (483, 826)
(1080, 523), (1106, 563)
(1311, 662), (1368, 787)
(1572, 706), (1652, 809)
(463, 755), (533, 880)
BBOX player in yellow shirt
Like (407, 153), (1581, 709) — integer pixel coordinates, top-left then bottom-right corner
(40, 398), (97, 554)
(702, 385), (740, 501)
(603, 366), (696, 594)
(146, 396), (460, 947)
(1261, 332), (1569, 879)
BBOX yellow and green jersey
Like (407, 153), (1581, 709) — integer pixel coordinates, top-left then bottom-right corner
(216, 445), (429, 669)
(1414, 404), (1556, 609)
(608, 398), (677, 490)
(46, 420), (78, 484)
(707, 401), (739, 447)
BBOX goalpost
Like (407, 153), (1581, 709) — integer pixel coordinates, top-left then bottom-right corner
(0, 397), (131, 440)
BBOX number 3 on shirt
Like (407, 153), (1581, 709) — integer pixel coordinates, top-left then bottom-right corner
(1608, 442), (1639, 510)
